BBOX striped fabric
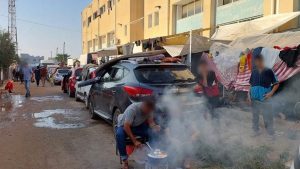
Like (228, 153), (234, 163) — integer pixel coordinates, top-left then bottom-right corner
(234, 60), (300, 92)
(207, 54), (300, 92)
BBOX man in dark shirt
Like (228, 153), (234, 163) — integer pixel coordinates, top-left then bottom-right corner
(248, 55), (279, 137)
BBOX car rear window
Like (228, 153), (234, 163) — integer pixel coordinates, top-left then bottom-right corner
(134, 65), (195, 84)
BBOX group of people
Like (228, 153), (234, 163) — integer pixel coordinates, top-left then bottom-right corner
(116, 54), (279, 169)
(11, 63), (48, 97)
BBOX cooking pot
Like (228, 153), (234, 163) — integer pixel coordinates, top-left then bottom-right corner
(145, 149), (168, 169)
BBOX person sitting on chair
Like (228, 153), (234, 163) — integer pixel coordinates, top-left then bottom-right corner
(116, 99), (161, 169)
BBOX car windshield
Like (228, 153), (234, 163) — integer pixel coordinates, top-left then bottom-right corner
(58, 69), (69, 74)
(134, 65), (195, 84)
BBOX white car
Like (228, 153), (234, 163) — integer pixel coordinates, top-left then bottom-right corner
(75, 65), (97, 108)
(290, 145), (300, 169)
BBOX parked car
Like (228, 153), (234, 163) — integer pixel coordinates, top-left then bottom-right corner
(88, 54), (200, 128)
(62, 68), (83, 97)
(75, 64), (98, 108)
(53, 69), (70, 85)
(290, 145), (300, 169)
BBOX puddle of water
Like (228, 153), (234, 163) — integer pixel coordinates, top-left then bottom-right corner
(32, 109), (85, 129)
(0, 95), (24, 112)
(30, 96), (63, 102)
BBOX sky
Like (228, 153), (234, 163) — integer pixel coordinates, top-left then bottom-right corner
(0, 0), (90, 59)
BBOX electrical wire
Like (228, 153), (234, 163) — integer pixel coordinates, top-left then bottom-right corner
(0, 14), (81, 33)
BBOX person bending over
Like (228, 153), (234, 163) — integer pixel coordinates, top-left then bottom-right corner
(116, 100), (160, 169)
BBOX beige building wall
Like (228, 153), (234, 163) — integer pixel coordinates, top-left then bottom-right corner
(264, 0), (300, 31)
(144, 0), (170, 39)
(81, 0), (144, 55)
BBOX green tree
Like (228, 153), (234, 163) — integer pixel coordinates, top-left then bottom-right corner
(0, 30), (18, 68)
(55, 53), (70, 63)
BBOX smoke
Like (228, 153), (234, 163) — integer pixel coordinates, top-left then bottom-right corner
(154, 86), (290, 168)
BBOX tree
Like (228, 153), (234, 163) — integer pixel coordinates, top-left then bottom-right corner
(0, 30), (18, 68)
(55, 53), (70, 63)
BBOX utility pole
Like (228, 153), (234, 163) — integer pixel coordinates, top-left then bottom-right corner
(56, 47), (58, 56)
(63, 42), (66, 55)
(8, 0), (18, 54)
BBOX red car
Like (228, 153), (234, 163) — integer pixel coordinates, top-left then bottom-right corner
(62, 68), (83, 97)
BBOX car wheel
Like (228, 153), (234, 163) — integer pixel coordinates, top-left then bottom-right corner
(75, 91), (80, 102)
(113, 108), (122, 133)
(89, 99), (98, 120)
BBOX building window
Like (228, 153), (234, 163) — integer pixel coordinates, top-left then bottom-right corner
(124, 25), (127, 36)
(100, 5), (106, 15)
(88, 16), (92, 26)
(107, 32), (115, 47)
(195, 0), (203, 14)
(148, 14), (152, 28)
(154, 11), (159, 26)
(217, 0), (239, 6)
(93, 11), (98, 20)
(182, 0), (203, 19)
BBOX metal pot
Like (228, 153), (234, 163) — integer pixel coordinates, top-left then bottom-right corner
(145, 149), (168, 169)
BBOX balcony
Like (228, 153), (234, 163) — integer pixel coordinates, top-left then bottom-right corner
(176, 13), (203, 34)
(216, 0), (264, 25)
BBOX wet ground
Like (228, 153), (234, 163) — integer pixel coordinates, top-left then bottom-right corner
(0, 82), (299, 169)
(0, 82), (120, 169)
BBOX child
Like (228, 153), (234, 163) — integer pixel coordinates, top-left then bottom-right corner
(5, 80), (14, 93)
(248, 54), (279, 137)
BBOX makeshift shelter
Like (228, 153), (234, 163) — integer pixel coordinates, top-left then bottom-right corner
(209, 31), (300, 91)
(212, 12), (300, 41)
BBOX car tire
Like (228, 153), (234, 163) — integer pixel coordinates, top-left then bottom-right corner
(89, 99), (98, 120)
(113, 108), (122, 133)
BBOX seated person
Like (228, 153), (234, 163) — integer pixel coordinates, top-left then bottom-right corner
(116, 99), (160, 169)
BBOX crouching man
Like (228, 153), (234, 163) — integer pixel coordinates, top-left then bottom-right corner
(116, 100), (161, 169)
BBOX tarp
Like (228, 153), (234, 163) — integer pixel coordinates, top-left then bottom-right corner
(97, 46), (118, 58)
(230, 31), (300, 49)
(212, 12), (300, 41)
(180, 34), (212, 56)
(163, 45), (184, 57)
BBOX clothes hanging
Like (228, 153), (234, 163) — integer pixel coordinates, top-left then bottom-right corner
(260, 47), (281, 69)
(239, 54), (247, 73)
(279, 45), (300, 67)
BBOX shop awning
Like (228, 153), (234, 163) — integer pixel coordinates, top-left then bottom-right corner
(180, 34), (212, 55)
(97, 46), (118, 58)
(212, 12), (300, 41)
(163, 45), (184, 57)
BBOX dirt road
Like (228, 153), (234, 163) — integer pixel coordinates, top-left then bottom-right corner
(0, 82), (120, 169)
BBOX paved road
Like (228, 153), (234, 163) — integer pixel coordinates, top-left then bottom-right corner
(0, 82), (120, 169)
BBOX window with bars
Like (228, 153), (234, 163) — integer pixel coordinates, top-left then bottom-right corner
(181, 0), (203, 19)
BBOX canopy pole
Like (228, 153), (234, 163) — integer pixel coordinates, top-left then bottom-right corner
(189, 30), (192, 69)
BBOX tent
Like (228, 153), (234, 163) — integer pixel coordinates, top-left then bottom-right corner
(210, 31), (300, 91)
(212, 12), (300, 41)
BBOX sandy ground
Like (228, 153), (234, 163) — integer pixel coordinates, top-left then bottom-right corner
(0, 82), (120, 169)
(0, 82), (299, 169)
